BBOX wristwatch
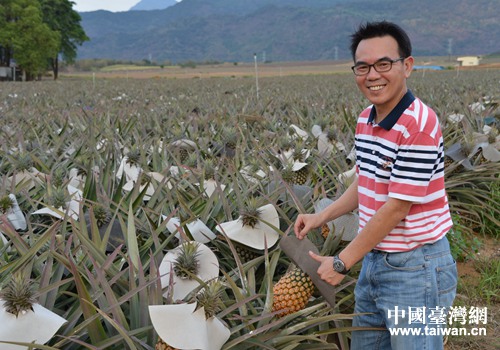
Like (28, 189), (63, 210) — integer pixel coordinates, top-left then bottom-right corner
(332, 255), (350, 275)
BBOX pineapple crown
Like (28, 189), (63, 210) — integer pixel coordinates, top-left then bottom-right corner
(51, 166), (67, 188)
(202, 158), (217, 180)
(139, 171), (152, 186)
(326, 128), (338, 143)
(222, 127), (238, 149)
(173, 242), (201, 280)
(14, 153), (33, 172)
(49, 187), (68, 209)
(487, 126), (498, 144)
(93, 205), (111, 227)
(0, 271), (37, 317)
(0, 195), (14, 214)
(195, 279), (225, 319)
(281, 162), (296, 184)
(239, 197), (262, 228)
(291, 147), (306, 162)
(185, 152), (199, 168)
(126, 148), (142, 166)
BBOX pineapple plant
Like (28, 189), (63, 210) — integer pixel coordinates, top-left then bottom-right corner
(272, 265), (315, 317)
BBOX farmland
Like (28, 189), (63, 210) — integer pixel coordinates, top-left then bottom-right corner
(0, 67), (498, 349)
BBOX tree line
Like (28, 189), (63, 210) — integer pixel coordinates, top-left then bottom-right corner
(0, 0), (88, 80)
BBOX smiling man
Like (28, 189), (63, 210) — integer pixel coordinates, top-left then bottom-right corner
(294, 21), (457, 349)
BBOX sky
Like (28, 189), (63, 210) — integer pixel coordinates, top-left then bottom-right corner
(72, 0), (141, 13)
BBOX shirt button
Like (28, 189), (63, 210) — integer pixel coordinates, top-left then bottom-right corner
(372, 151), (375, 154)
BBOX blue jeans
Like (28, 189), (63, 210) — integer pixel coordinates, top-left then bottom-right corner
(351, 236), (457, 350)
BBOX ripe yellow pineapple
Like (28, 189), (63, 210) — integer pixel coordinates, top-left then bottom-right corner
(155, 338), (178, 350)
(320, 223), (331, 239)
(272, 265), (314, 317)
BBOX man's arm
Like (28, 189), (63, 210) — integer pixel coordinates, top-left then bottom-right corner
(310, 196), (413, 286)
(294, 177), (359, 239)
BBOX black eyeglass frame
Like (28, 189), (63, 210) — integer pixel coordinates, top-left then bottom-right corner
(351, 57), (405, 76)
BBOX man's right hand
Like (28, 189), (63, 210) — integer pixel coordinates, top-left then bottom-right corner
(294, 213), (322, 240)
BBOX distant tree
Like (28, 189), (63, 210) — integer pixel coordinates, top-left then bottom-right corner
(0, 0), (59, 80)
(40, 0), (89, 79)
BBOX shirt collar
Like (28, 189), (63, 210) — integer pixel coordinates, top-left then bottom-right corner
(367, 90), (416, 130)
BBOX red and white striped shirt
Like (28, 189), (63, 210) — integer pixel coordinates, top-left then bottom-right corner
(355, 90), (453, 252)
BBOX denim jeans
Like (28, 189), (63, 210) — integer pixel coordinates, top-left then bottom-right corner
(351, 236), (457, 350)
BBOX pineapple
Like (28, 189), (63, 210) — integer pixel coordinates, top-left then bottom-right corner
(320, 223), (331, 239)
(0, 271), (36, 317)
(281, 162), (309, 185)
(232, 197), (264, 261)
(155, 339), (178, 350)
(272, 265), (314, 317)
(173, 242), (201, 280)
(234, 242), (261, 263)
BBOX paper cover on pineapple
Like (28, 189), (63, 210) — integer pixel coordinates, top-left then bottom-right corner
(6, 194), (27, 231)
(149, 303), (229, 350)
(163, 215), (216, 243)
(159, 242), (219, 301)
(215, 203), (279, 250)
(0, 301), (67, 350)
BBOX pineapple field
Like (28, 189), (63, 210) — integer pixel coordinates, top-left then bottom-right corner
(0, 69), (498, 349)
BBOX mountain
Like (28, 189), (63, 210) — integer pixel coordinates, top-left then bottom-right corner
(77, 0), (500, 63)
(130, 0), (179, 11)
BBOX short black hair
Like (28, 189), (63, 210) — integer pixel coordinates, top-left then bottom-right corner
(349, 21), (412, 60)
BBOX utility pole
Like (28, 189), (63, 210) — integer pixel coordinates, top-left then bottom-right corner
(447, 39), (453, 62)
(254, 53), (259, 100)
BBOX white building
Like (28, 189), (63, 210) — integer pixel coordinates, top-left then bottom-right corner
(457, 56), (481, 66)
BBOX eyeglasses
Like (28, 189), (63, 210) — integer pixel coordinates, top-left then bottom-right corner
(351, 57), (405, 76)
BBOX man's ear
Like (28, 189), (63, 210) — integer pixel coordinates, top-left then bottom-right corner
(405, 56), (414, 78)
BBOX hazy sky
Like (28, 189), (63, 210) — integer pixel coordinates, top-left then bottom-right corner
(72, 0), (141, 12)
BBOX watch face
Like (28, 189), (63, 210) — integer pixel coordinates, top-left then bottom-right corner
(333, 259), (345, 272)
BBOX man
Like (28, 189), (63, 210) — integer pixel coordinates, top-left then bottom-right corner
(294, 21), (457, 349)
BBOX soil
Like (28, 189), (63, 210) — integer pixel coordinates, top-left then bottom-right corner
(446, 235), (499, 350)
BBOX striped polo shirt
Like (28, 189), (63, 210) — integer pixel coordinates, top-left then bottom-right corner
(355, 90), (453, 252)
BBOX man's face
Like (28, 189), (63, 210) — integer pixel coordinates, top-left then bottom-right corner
(354, 35), (413, 118)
